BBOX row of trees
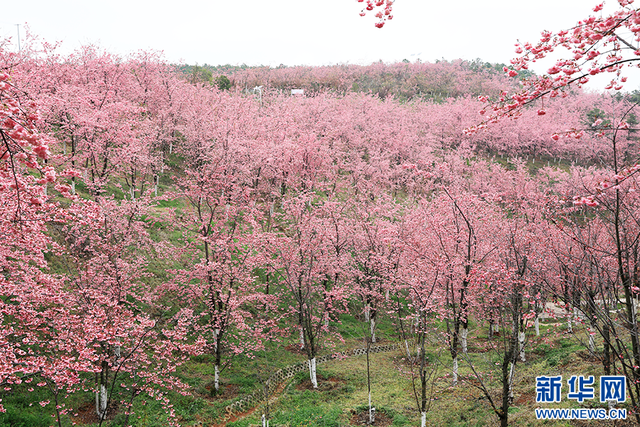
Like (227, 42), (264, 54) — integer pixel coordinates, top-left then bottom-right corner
(185, 59), (520, 101)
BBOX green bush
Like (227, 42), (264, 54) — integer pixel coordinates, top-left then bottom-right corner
(215, 75), (232, 91)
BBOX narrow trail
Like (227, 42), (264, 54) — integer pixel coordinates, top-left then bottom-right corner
(212, 344), (398, 426)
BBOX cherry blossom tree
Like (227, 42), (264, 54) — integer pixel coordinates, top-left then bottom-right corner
(164, 160), (276, 393)
(264, 194), (349, 388)
(393, 216), (440, 427)
(58, 197), (203, 421)
(560, 163), (640, 421)
(0, 45), (205, 425)
(349, 196), (400, 344)
(0, 61), (77, 421)
(467, 0), (640, 136)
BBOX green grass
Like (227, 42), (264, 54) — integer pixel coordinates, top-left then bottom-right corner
(0, 262), (623, 427)
(0, 313), (624, 427)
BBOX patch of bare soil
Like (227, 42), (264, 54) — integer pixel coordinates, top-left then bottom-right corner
(296, 374), (344, 391)
(515, 390), (535, 406)
(285, 344), (307, 355)
(202, 383), (240, 401)
(211, 380), (289, 427)
(349, 408), (393, 426)
(71, 400), (119, 425)
(211, 405), (259, 427)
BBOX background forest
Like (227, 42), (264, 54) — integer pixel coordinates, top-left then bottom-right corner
(2, 27), (640, 427)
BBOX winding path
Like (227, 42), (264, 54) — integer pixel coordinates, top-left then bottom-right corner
(220, 343), (399, 425)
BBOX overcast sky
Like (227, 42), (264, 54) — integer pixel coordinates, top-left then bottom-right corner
(2, 0), (635, 88)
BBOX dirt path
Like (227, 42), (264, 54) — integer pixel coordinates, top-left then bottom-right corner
(213, 344), (398, 426)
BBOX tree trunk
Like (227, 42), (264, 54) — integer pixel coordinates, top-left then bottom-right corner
(308, 357), (317, 388)
(603, 324), (611, 375)
(154, 174), (159, 197)
(499, 359), (511, 427)
(489, 322), (499, 339)
(215, 364), (220, 392)
(370, 317), (376, 343)
(508, 362), (515, 401)
(461, 327), (468, 354)
(96, 361), (109, 420)
(368, 391), (375, 424)
(96, 384), (107, 420)
(452, 356), (458, 386)
(214, 328), (221, 392)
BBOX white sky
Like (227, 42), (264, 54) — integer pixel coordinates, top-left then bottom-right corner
(2, 0), (637, 88)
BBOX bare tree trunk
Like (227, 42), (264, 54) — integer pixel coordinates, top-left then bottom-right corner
(96, 361), (109, 420)
(96, 384), (107, 420)
(461, 327), (468, 354)
(154, 174), (159, 197)
(214, 328), (221, 392)
(308, 357), (317, 388)
(508, 362), (515, 401)
(370, 317), (376, 343)
(366, 337), (375, 424)
(452, 356), (458, 387)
